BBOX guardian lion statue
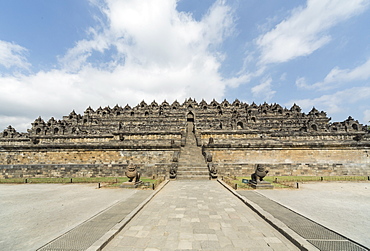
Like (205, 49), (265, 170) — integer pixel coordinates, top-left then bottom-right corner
(125, 162), (141, 183)
(251, 164), (269, 182)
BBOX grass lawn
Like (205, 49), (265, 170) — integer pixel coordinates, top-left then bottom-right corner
(1, 175), (368, 189)
(0, 176), (163, 189)
(223, 175), (369, 189)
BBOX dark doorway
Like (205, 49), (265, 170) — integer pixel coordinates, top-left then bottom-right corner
(187, 112), (194, 122)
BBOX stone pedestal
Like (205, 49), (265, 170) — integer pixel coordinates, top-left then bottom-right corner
(249, 180), (274, 189)
(120, 182), (141, 188)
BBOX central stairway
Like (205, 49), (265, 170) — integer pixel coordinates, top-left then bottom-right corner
(176, 122), (209, 180)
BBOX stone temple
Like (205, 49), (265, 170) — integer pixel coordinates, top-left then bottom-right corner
(0, 98), (369, 179)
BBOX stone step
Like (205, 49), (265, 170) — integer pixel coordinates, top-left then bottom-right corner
(179, 153), (203, 157)
(178, 159), (205, 163)
(178, 163), (207, 166)
(179, 148), (203, 152)
(177, 125), (209, 180)
(179, 156), (204, 161)
(178, 156), (204, 160)
(178, 162), (207, 165)
(181, 149), (202, 155)
(177, 164), (207, 168)
(181, 150), (201, 153)
(177, 168), (209, 173)
(179, 151), (202, 155)
(181, 144), (200, 147)
(176, 175), (210, 180)
(179, 152), (203, 155)
(178, 166), (207, 169)
(177, 169), (208, 173)
(177, 171), (209, 177)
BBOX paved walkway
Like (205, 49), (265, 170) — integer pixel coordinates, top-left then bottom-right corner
(5, 181), (366, 250)
(238, 190), (368, 251)
(0, 184), (151, 251)
(103, 180), (299, 251)
(38, 189), (152, 251)
(251, 182), (370, 249)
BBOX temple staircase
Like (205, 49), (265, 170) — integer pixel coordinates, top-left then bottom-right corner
(176, 122), (209, 180)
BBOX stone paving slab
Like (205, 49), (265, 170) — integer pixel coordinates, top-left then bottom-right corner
(237, 189), (368, 251)
(0, 184), (151, 251)
(38, 189), (153, 251)
(103, 180), (299, 251)
(254, 182), (370, 248)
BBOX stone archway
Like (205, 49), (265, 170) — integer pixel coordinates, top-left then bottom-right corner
(187, 112), (194, 122)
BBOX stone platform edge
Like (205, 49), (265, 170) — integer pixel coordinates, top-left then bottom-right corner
(217, 179), (319, 251)
(86, 179), (170, 251)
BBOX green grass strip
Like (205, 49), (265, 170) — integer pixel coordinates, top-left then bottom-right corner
(0, 176), (161, 184)
(223, 175), (368, 189)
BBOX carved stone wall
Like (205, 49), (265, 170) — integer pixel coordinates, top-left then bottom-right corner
(214, 163), (370, 177)
(1, 98), (369, 178)
(0, 164), (169, 179)
(0, 149), (176, 166)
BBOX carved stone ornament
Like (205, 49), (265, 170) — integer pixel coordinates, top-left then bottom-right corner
(125, 162), (141, 183)
(251, 164), (269, 182)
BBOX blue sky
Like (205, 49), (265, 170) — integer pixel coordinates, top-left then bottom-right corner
(1, 0), (370, 132)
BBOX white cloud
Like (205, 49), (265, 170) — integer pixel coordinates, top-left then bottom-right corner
(61, 0), (234, 72)
(251, 77), (276, 101)
(0, 115), (32, 133)
(0, 0), (237, 132)
(0, 40), (30, 70)
(297, 58), (370, 90)
(225, 74), (252, 88)
(59, 33), (111, 72)
(295, 77), (309, 89)
(257, 0), (369, 65)
(280, 72), (287, 81)
(287, 86), (370, 121)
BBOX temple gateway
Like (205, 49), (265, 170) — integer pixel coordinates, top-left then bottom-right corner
(1, 98), (369, 179)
